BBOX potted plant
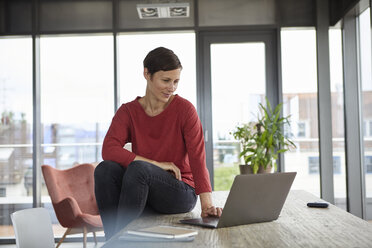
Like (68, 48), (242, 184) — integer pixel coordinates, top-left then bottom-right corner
(232, 98), (296, 174)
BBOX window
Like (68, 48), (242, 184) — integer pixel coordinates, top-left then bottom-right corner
(40, 35), (114, 237)
(308, 156), (342, 175)
(0, 37), (32, 236)
(365, 156), (372, 174)
(210, 42), (266, 190)
(40, 35), (114, 171)
(333, 156), (342, 174)
(308, 156), (319, 174)
(297, 121), (308, 138)
(359, 9), (372, 219)
(363, 120), (372, 137)
(281, 28), (320, 196)
(329, 27), (347, 209)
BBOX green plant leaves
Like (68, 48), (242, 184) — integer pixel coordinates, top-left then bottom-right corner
(231, 97), (296, 172)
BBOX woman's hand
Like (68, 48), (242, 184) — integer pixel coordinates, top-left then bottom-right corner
(201, 206), (223, 218)
(154, 161), (182, 181)
(199, 192), (222, 217)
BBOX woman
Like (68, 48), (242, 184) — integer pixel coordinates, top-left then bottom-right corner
(94, 47), (222, 240)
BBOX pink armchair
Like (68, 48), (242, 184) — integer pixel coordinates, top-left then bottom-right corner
(42, 163), (103, 248)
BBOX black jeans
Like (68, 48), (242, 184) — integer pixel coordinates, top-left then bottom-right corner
(94, 160), (197, 240)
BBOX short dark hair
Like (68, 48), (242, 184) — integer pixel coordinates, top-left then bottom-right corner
(143, 47), (182, 76)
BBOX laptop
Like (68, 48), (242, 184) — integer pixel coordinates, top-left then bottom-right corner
(180, 172), (296, 228)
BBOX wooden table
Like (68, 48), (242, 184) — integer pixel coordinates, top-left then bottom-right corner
(102, 190), (372, 247)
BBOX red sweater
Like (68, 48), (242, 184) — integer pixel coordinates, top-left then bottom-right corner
(102, 95), (212, 195)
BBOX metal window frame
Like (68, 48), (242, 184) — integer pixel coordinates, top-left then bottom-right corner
(342, 8), (366, 219)
(113, 0), (120, 111)
(32, 0), (42, 208)
(316, 0), (335, 203)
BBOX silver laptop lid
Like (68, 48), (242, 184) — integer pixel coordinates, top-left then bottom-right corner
(217, 172), (296, 228)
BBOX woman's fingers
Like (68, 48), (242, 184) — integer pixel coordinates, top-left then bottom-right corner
(209, 206), (217, 215)
(170, 164), (181, 180)
(216, 207), (223, 217)
(202, 206), (223, 217)
(175, 167), (181, 180)
(159, 162), (182, 181)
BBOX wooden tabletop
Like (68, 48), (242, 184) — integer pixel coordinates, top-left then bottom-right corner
(103, 190), (372, 248)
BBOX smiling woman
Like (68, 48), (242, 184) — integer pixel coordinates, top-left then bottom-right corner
(140, 47), (182, 114)
(94, 47), (221, 240)
(140, 68), (181, 116)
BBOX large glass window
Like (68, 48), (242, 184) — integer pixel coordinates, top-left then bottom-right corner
(359, 8), (372, 219)
(210, 42), (266, 190)
(40, 35), (114, 235)
(118, 32), (196, 107)
(329, 27), (347, 210)
(281, 28), (320, 196)
(0, 37), (32, 238)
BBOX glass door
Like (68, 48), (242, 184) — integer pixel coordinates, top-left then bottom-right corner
(211, 42), (266, 190)
(198, 31), (279, 190)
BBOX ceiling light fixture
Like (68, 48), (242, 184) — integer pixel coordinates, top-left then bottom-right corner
(136, 3), (190, 19)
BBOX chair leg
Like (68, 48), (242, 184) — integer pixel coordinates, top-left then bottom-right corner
(83, 226), (87, 248)
(57, 228), (71, 248)
(93, 231), (97, 245)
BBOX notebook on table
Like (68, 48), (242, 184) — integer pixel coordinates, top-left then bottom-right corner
(119, 225), (197, 242)
(180, 172), (296, 228)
